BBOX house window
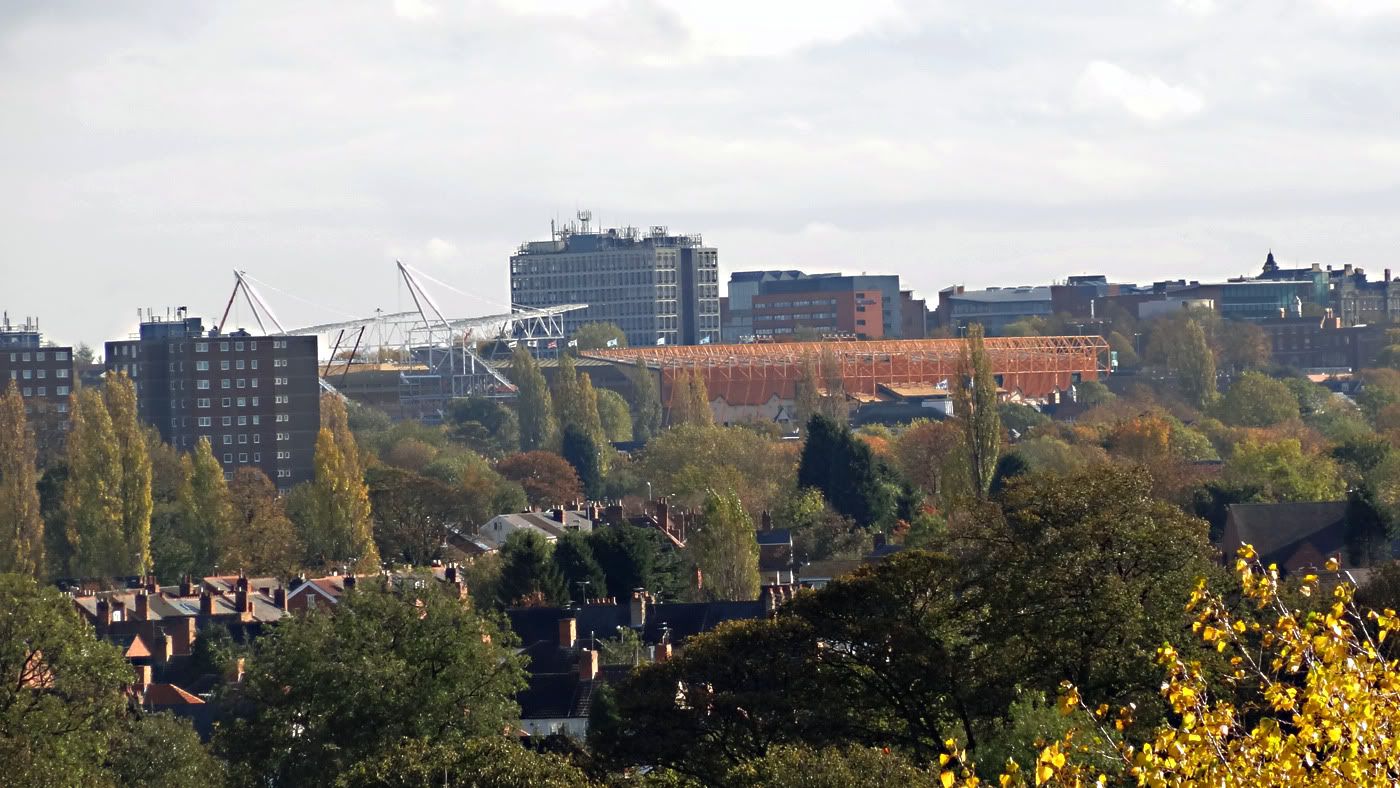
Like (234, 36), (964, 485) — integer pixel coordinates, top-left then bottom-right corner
(220, 360), (230, 371)
(223, 435), (232, 445)
(196, 342), (208, 353)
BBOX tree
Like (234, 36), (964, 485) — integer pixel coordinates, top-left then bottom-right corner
(570, 321), (627, 351)
(365, 466), (462, 567)
(185, 437), (233, 576)
(73, 343), (95, 368)
(103, 373), (153, 575)
(1172, 318), (1218, 408)
(958, 465), (1220, 737)
(63, 388), (125, 578)
(510, 346), (556, 451)
(694, 489), (761, 601)
(1222, 437), (1347, 502)
(998, 402), (1049, 438)
(336, 736), (590, 788)
(1215, 371), (1299, 427)
(223, 467), (301, 579)
(953, 324), (1001, 498)
(793, 355), (822, 431)
(217, 585), (525, 785)
(551, 353), (584, 435)
(669, 368), (713, 428)
(629, 359), (662, 443)
(639, 424), (799, 516)
(0, 574), (133, 785)
(559, 425), (603, 500)
(105, 712), (226, 788)
(1075, 379), (1116, 406)
(0, 382), (44, 576)
(1214, 319), (1271, 373)
(1033, 550), (1400, 786)
(552, 530), (606, 602)
(496, 529), (567, 606)
(797, 415), (891, 527)
(890, 419), (966, 506)
(305, 421), (379, 572)
(496, 451), (582, 507)
(446, 397), (519, 457)
(588, 524), (682, 600)
(726, 744), (936, 788)
(595, 387), (632, 442)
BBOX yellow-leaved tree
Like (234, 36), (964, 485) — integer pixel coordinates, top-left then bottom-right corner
(934, 545), (1400, 786)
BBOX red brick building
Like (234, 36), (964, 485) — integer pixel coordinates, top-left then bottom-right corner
(751, 288), (884, 340)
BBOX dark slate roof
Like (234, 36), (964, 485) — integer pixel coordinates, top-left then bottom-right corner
(1225, 502), (1349, 566)
(507, 600), (766, 650)
(517, 666), (634, 720)
(756, 529), (792, 547)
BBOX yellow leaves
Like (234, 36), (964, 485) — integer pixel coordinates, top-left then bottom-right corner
(1057, 683), (1080, 717)
(940, 770), (956, 788)
(1237, 543), (1256, 561)
(1325, 555), (1340, 571)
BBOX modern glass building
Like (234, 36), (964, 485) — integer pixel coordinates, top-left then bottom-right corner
(509, 216), (720, 347)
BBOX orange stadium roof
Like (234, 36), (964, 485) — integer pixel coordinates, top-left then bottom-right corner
(583, 336), (1108, 407)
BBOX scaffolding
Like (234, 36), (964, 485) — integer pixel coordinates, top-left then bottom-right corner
(583, 336), (1109, 407)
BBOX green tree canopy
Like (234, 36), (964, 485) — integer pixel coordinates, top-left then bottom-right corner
(797, 415), (891, 527)
(695, 489), (761, 601)
(217, 584), (525, 785)
(552, 530), (606, 602)
(0, 382), (44, 576)
(103, 373), (153, 575)
(953, 324), (1001, 497)
(628, 359), (662, 443)
(63, 387), (124, 578)
(570, 321), (626, 351)
(496, 451), (582, 508)
(446, 397), (520, 457)
(496, 529), (568, 606)
(1222, 437), (1347, 502)
(594, 387), (632, 442)
(1215, 371), (1300, 427)
(560, 424), (603, 500)
(510, 345), (556, 451)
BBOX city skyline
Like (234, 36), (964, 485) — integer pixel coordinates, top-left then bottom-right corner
(4, 1), (1400, 346)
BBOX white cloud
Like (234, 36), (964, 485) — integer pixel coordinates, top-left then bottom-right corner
(393, 0), (438, 21)
(424, 237), (459, 261)
(1074, 60), (1205, 123)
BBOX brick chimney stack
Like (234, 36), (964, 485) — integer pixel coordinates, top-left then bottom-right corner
(760, 510), (772, 531)
(552, 508), (566, 523)
(199, 591), (214, 617)
(134, 591), (149, 621)
(629, 589), (648, 628)
(273, 587), (288, 611)
(655, 641), (673, 663)
(96, 598), (112, 626)
(343, 574), (357, 591)
(578, 648), (599, 681)
(144, 575), (158, 594)
(134, 663), (152, 687)
(558, 617), (577, 649)
(179, 575), (194, 597)
(445, 563), (458, 584)
(155, 631), (174, 664)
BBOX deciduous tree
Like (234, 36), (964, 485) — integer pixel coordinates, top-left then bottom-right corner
(185, 437), (233, 576)
(1222, 437), (1346, 503)
(1215, 371), (1299, 427)
(0, 382), (44, 576)
(570, 321), (626, 351)
(694, 489), (760, 601)
(953, 324), (1001, 498)
(496, 451), (582, 507)
(103, 373), (152, 574)
(63, 388), (125, 578)
(629, 359), (662, 443)
(510, 346), (556, 451)
(595, 387), (632, 442)
(226, 467), (302, 577)
(217, 585), (525, 785)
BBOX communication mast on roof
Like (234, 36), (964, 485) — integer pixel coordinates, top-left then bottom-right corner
(577, 209), (592, 234)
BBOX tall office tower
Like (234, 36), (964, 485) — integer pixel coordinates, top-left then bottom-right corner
(0, 314), (76, 462)
(105, 311), (319, 488)
(510, 212), (721, 348)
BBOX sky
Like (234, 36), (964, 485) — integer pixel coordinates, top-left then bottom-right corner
(3, 0), (1400, 347)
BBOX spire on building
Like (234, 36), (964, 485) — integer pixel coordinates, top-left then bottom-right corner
(1264, 249), (1278, 273)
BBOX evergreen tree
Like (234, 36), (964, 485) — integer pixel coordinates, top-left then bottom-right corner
(630, 359), (662, 442)
(553, 530), (606, 602)
(510, 346), (556, 451)
(63, 388), (125, 577)
(497, 529), (567, 606)
(796, 415), (887, 527)
(695, 489), (761, 601)
(560, 424), (603, 500)
(0, 381), (44, 576)
(103, 373), (152, 574)
(952, 324), (1001, 499)
(185, 437), (233, 575)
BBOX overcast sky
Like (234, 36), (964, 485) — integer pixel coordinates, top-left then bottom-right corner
(3, 0), (1399, 347)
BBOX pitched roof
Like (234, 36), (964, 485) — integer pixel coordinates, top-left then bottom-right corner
(1223, 502), (1350, 568)
(756, 529), (792, 547)
(141, 683), (206, 706)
